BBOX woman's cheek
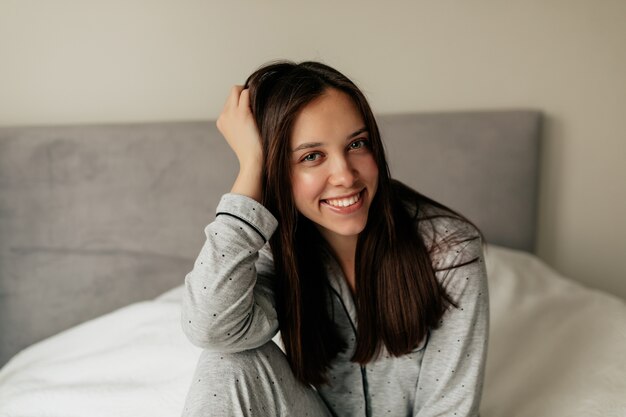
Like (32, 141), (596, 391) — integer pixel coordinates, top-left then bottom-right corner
(292, 170), (322, 208)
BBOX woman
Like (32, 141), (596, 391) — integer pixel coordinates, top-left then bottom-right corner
(181, 60), (489, 416)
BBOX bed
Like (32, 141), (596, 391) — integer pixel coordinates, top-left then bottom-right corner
(1, 111), (625, 416)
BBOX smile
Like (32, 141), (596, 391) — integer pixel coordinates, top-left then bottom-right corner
(321, 190), (363, 208)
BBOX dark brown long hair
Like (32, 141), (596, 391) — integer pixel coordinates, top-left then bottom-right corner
(243, 60), (483, 387)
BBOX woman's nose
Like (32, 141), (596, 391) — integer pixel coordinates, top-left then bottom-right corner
(328, 156), (357, 187)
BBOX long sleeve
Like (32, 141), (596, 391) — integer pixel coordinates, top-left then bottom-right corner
(414, 217), (490, 417)
(181, 193), (280, 352)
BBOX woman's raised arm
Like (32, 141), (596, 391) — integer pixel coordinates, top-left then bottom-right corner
(216, 85), (264, 203)
(181, 86), (279, 352)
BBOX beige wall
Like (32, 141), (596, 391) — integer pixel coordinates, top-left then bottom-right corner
(1, 0), (625, 298)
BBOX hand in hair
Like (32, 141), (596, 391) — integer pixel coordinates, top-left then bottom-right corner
(216, 85), (264, 202)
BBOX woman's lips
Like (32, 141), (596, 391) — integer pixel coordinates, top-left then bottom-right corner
(320, 190), (365, 214)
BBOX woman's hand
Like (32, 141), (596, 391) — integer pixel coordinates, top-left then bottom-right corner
(216, 85), (263, 168)
(216, 85), (264, 202)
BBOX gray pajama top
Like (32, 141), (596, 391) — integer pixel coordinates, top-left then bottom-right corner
(181, 193), (489, 417)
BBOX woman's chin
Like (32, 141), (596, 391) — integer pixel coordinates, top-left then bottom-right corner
(317, 220), (368, 242)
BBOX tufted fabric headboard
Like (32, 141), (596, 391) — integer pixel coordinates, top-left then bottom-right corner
(0, 110), (541, 367)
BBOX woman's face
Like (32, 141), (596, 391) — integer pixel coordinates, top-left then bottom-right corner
(289, 88), (379, 243)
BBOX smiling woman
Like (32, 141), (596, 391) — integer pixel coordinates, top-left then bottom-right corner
(290, 89), (379, 257)
(180, 60), (489, 417)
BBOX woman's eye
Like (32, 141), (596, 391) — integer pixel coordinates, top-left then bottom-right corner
(350, 139), (368, 150)
(302, 152), (321, 162)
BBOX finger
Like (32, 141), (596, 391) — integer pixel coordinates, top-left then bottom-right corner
(226, 85), (244, 110)
(238, 88), (251, 110)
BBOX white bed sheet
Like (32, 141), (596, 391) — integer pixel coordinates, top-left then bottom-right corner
(0, 244), (624, 417)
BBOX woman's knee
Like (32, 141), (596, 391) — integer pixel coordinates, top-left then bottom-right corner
(182, 341), (289, 416)
(182, 341), (330, 417)
(193, 341), (288, 383)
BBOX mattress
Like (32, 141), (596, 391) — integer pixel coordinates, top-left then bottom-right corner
(0, 244), (624, 417)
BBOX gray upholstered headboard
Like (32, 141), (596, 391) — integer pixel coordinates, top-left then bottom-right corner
(0, 110), (541, 367)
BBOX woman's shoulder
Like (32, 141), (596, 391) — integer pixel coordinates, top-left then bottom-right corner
(402, 196), (483, 270)
(393, 181), (479, 242)
(416, 202), (479, 240)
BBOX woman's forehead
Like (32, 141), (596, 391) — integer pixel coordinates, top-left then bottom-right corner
(290, 89), (365, 145)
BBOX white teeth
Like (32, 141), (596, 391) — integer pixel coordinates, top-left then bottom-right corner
(325, 191), (361, 207)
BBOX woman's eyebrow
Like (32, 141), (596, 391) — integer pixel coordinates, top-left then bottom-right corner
(292, 141), (323, 153)
(291, 127), (368, 153)
(347, 126), (368, 139)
